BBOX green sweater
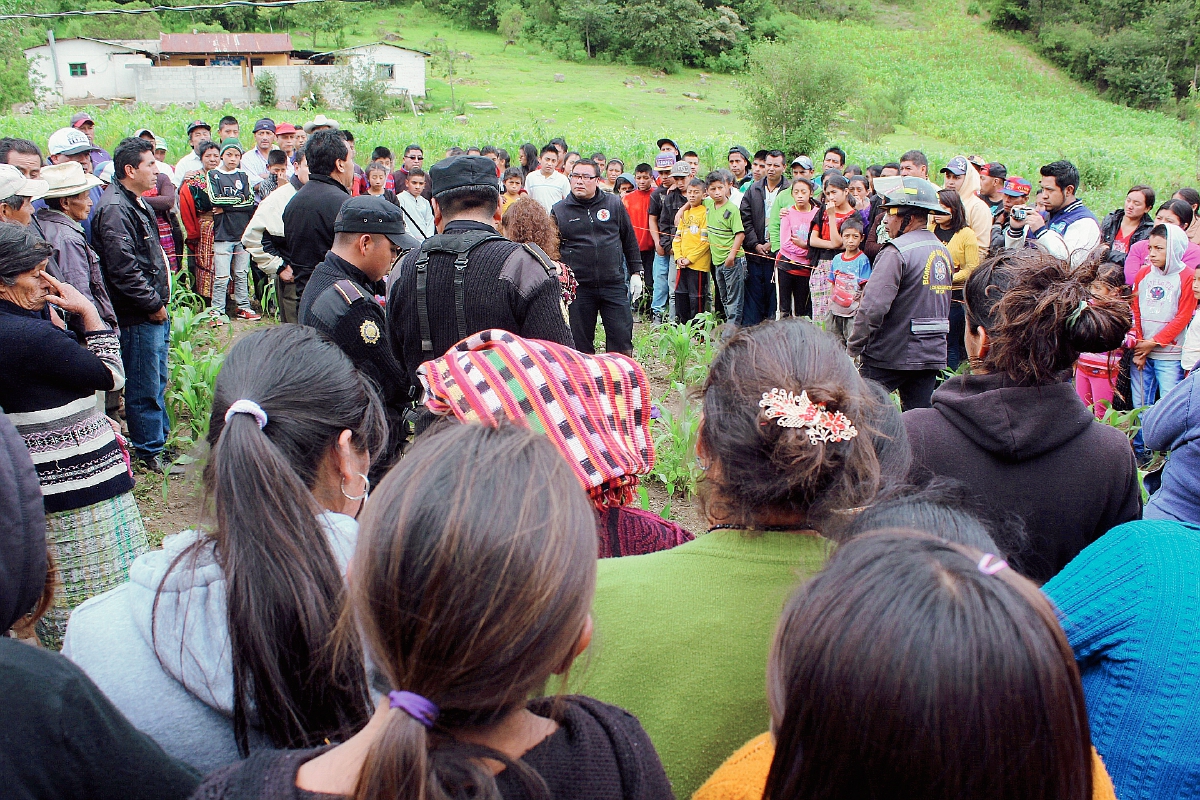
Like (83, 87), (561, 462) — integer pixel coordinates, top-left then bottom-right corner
(574, 530), (830, 798)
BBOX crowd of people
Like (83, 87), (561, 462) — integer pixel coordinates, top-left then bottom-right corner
(1, 113), (1200, 800)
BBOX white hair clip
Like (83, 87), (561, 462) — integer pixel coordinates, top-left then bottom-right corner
(977, 554), (1008, 576)
(758, 388), (858, 445)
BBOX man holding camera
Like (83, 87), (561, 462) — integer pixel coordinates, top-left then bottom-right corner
(1004, 160), (1100, 268)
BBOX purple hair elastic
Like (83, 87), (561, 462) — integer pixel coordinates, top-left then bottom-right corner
(388, 690), (439, 728)
(977, 553), (1008, 576)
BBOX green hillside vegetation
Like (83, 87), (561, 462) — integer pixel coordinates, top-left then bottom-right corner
(1, 0), (1197, 211)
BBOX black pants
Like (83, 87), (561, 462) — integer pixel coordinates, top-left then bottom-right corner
(947, 289), (966, 370)
(742, 254), (777, 326)
(571, 281), (635, 355)
(675, 267), (709, 324)
(859, 363), (940, 411)
(777, 268), (812, 318)
(639, 249), (656, 314)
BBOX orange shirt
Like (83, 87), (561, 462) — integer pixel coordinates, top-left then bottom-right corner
(623, 188), (654, 251)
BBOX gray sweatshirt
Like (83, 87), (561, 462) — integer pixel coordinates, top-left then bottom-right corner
(62, 512), (358, 775)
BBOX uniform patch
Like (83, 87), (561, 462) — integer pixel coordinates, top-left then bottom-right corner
(921, 251), (954, 295)
(360, 319), (381, 344)
(597, 209), (611, 221)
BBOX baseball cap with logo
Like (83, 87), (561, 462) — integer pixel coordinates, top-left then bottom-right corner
(186, 120), (211, 136)
(940, 156), (969, 176)
(966, 155), (987, 171)
(1002, 176), (1032, 197)
(253, 118), (277, 134)
(982, 162), (1008, 180)
(791, 155), (815, 170)
(48, 127), (100, 157)
(0, 164), (49, 201)
(670, 160), (693, 178)
(654, 154), (676, 172)
(69, 112), (95, 129)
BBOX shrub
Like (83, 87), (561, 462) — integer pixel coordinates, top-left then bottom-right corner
(255, 72), (278, 108)
(340, 62), (402, 123)
(740, 39), (852, 156)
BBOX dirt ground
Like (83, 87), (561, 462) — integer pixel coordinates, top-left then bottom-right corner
(131, 320), (708, 546)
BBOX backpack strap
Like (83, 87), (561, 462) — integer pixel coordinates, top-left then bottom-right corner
(413, 229), (507, 354)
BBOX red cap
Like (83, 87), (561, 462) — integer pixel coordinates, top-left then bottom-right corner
(275, 123), (297, 135)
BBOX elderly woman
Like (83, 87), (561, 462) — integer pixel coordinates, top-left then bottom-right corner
(33, 162), (117, 331)
(0, 222), (149, 648)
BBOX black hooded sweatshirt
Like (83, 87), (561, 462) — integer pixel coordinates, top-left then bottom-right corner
(903, 372), (1142, 583)
(190, 695), (675, 800)
(0, 412), (200, 800)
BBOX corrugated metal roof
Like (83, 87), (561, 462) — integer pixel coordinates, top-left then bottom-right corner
(158, 33), (293, 54)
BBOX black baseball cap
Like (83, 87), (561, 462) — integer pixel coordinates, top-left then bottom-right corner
(429, 155), (500, 197)
(334, 195), (413, 248)
(982, 162), (1008, 180)
(728, 145), (751, 162)
(186, 120), (211, 136)
(657, 138), (679, 152)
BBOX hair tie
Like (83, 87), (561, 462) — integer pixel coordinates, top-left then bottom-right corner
(388, 691), (439, 728)
(224, 399), (268, 429)
(758, 388), (858, 445)
(977, 553), (1008, 576)
(1066, 299), (1089, 329)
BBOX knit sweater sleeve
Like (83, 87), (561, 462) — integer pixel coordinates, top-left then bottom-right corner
(15, 321), (122, 394)
(501, 248), (574, 346)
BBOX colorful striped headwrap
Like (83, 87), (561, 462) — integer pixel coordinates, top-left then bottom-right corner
(417, 329), (655, 509)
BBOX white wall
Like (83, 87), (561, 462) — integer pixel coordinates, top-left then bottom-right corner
(343, 45), (427, 97)
(25, 40), (152, 103)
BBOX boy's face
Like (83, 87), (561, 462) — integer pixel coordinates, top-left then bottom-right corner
(1148, 236), (1168, 269)
(635, 171), (653, 191)
(221, 149), (241, 170)
(685, 184), (704, 205)
(841, 228), (863, 251)
(380, 157), (393, 171)
(707, 181), (728, 203)
(618, 183), (634, 197)
(219, 124), (239, 140)
(504, 176), (523, 194)
(484, 152), (498, 165)
(751, 159), (765, 180)
(539, 151), (558, 173)
(407, 175), (426, 196)
(268, 163), (287, 180)
(684, 155), (699, 175)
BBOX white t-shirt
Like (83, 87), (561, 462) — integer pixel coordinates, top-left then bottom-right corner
(173, 152), (202, 187)
(154, 160), (176, 185)
(525, 170), (571, 212)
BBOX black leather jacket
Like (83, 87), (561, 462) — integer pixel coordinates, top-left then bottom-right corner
(93, 182), (169, 328)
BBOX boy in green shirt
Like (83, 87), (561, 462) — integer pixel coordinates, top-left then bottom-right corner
(704, 170), (746, 325)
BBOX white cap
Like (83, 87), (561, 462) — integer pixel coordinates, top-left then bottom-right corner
(0, 164), (49, 201)
(154, 138), (169, 152)
(48, 127), (98, 157)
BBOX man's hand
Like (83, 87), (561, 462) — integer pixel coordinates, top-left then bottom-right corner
(1024, 208), (1046, 234)
(654, 242), (665, 257)
(755, 242), (771, 256)
(1133, 339), (1157, 368)
(149, 306), (169, 323)
(279, 265), (294, 283)
(724, 254), (736, 268)
(629, 273), (643, 301)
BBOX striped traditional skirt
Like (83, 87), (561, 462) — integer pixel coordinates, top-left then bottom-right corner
(37, 490), (149, 649)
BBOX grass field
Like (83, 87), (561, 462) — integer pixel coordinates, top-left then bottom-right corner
(4, 0), (1198, 210)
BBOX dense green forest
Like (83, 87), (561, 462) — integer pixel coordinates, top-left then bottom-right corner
(990, 0), (1199, 110)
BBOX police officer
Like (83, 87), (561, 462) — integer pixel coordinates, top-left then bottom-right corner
(298, 195), (417, 471)
(387, 155), (573, 383)
(847, 177), (952, 411)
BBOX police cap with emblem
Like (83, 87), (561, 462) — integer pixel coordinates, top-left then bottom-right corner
(334, 195), (418, 250)
(429, 155), (501, 198)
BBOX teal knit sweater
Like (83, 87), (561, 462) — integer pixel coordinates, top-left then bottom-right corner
(1043, 520), (1200, 800)
(572, 530), (831, 799)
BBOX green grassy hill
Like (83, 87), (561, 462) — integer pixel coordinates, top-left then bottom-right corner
(5, 0), (1197, 210)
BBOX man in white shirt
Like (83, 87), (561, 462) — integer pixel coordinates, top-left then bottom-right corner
(239, 118), (277, 187)
(524, 145), (570, 212)
(173, 120), (212, 187)
(397, 168), (435, 241)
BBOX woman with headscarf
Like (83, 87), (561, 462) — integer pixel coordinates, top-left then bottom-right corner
(0, 411), (199, 799)
(178, 140), (221, 300)
(0, 222), (149, 648)
(419, 328), (693, 557)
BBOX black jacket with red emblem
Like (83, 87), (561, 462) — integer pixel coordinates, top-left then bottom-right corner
(551, 188), (642, 286)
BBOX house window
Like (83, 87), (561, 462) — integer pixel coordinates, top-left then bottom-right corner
(251, 58), (263, 67)
(375, 64), (394, 80)
(68, 63), (87, 77)
(189, 59), (207, 66)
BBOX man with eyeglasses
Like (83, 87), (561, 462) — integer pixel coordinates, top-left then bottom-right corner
(299, 195), (417, 472)
(396, 144), (430, 199)
(551, 160), (643, 355)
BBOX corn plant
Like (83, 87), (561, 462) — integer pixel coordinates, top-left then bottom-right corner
(651, 382), (704, 497)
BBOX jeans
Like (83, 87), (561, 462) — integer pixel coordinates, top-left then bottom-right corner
(715, 256), (746, 325)
(830, 313), (856, 348)
(119, 318), (171, 457)
(570, 281), (635, 355)
(651, 251), (678, 320)
(742, 254), (777, 326)
(1132, 358), (1183, 456)
(859, 363), (939, 411)
(947, 289), (966, 371)
(211, 240), (251, 315)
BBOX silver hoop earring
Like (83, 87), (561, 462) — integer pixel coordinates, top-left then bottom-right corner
(341, 473), (370, 502)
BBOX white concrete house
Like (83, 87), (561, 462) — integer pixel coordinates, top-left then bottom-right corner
(309, 43), (429, 97)
(24, 37), (159, 105)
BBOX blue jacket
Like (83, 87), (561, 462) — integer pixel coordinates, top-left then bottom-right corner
(1043, 520), (1200, 800)
(1143, 370), (1200, 523)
